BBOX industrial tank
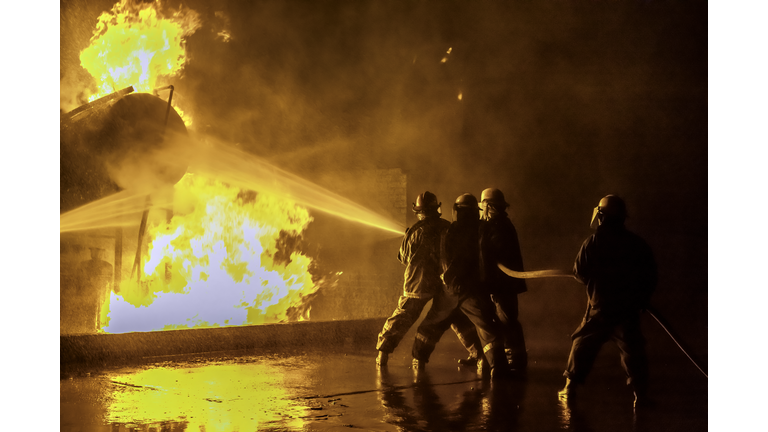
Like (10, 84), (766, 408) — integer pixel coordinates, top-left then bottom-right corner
(60, 88), (189, 213)
(60, 88), (188, 335)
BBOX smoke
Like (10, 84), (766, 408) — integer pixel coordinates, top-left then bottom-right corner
(60, 71), (90, 114)
(103, 129), (191, 194)
(61, 0), (468, 217)
(61, 130), (405, 235)
(60, 0), (707, 347)
(60, 0), (707, 226)
(175, 1), (465, 190)
(60, 0), (105, 112)
(184, 133), (405, 234)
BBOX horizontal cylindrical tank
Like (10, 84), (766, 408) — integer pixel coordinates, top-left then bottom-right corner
(60, 91), (189, 213)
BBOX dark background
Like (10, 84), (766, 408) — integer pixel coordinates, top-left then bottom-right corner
(61, 0), (707, 364)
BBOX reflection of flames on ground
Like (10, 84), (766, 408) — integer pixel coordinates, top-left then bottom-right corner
(79, 0), (200, 124)
(102, 174), (335, 334)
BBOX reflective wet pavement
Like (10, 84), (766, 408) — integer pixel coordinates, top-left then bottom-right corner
(60, 325), (707, 432)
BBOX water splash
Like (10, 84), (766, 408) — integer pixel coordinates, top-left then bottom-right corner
(189, 140), (405, 235)
(60, 136), (405, 235)
(60, 189), (171, 233)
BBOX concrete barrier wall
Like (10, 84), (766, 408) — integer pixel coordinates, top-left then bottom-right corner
(61, 317), (386, 367)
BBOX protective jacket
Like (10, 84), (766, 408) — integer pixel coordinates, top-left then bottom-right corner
(441, 219), (480, 295)
(398, 216), (451, 298)
(479, 216), (527, 295)
(574, 222), (657, 313)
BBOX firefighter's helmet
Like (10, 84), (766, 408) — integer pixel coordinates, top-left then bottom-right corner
(453, 193), (478, 210)
(453, 193), (480, 223)
(412, 191), (441, 213)
(480, 188), (509, 208)
(590, 194), (627, 228)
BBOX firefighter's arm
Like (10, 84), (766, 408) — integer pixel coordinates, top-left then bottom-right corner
(406, 229), (428, 266)
(573, 239), (591, 286)
(397, 228), (414, 265)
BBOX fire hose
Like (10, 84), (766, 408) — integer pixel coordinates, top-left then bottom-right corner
(497, 263), (708, 379)
(496, 265), (575, 279)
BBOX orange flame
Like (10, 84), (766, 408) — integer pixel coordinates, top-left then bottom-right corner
(102, 174), (329, 333)
(79, 0), (200, 123)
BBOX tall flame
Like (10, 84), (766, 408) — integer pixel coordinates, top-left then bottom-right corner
(102, 174), (327, 334)
(79, 0), (200, 122)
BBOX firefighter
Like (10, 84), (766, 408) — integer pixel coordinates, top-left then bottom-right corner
(558, 195), (657, 407)
(411, 193), (508, 379)
(376, 191), (480, 367)
(478, 188), (529, 374)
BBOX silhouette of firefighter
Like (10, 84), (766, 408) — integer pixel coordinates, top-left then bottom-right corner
(376, 191), (480, 367)
(478, 187), (529, 374)
(411, 193), (508, 379)
(558, 195), (657, 407)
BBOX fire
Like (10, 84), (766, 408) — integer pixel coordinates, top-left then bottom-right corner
(79, 0), (200, 122)
(102, 174), (326, 333)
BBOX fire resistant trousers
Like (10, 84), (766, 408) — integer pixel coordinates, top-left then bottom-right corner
(377, 296), (431, 353)
(491, 292), (528, 370)
(412, 289), (506, 371)
(377, 295), (479, 356)
(563, 307), (648, 390)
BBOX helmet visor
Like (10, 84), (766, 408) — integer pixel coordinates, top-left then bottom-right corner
(590, 206), (600, 229)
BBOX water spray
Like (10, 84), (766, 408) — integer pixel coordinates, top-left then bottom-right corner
(182, 139), (405, 235)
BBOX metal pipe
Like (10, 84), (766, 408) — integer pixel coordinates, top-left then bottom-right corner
(153, 85), (175, 129)
(61, 86), (134, 123)
(165, 208), (173, 283)
(130, 196), (152, 282)
(153, 84), (176, 283)
(114, 227), (123, 292)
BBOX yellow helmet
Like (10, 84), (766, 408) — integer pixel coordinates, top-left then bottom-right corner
(453, 193), (478, 210)
(412, 191), (441, 213)
(590, 194), (627, 228)
(480, 188), (509, 208)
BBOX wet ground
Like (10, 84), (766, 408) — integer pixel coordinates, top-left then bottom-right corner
(60, 324), (707, 432)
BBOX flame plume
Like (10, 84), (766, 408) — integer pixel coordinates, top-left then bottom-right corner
(79, 0), (200, 120)
(102, 174), (327, 334)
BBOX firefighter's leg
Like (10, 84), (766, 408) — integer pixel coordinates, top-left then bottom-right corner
(377, 296), (431, 354)
(460, 293), (506, 379)
(411, 292), (459, 365)
(450, 309), (481, 364)
(563, 311), (612, 385)
(492, 292), (528, 371)
(613, 314), (650, 404)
